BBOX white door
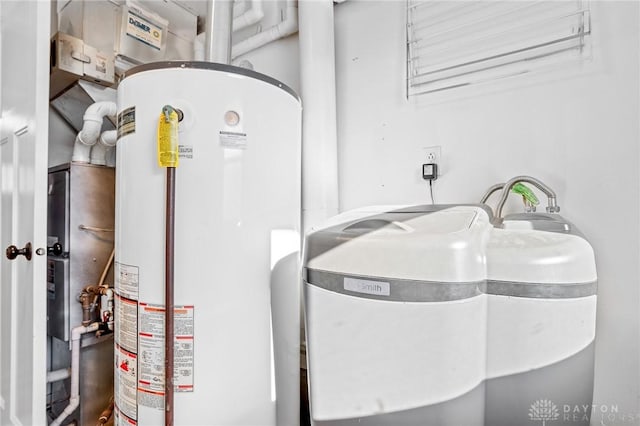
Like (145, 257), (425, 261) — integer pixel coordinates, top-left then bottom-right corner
(0, 1), (50, 424)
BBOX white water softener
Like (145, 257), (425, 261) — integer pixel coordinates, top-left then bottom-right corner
(304, 197), (596, 425)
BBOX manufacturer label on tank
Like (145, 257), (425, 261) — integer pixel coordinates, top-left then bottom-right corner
(344, 277), (391, 296)
(137, 302), (195, 410)
(117, 107), (136, 139)
(178, 144), (193, 159)
(219, 130), (247, 149)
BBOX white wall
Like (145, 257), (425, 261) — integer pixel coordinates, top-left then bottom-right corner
(334, 0), (639, 421)
(235, 35), (300, 94)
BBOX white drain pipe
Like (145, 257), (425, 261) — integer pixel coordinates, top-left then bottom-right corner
(103, 130), (118, 167)
(234, 0), (264, 32)
(299, 0), (339, 231)
(232, 1), (298, 59)
(194, 33), (206, 61)
(50, 322), (100, 426)
(46, 368), (71, 383)
(195, 0), (267, 61)
(91, 130), (117, 166)
(71, 101), (117, 163)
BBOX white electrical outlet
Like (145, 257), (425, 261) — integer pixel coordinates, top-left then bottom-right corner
(423, 146), (442, 175)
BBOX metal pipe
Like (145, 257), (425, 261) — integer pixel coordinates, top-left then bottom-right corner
(494, 175), (560, 222)
(165, 167), (176, 426)
(205, 0), (234, 64)
(480, 183), (505, 204)
(96, 395), (115, 426)
(80, 291), (92, 326)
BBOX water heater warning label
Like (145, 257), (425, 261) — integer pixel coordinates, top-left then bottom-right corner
(137, 303), (195, 410)
(115, 294), (138, 353)
(219, 130), (247, 149)
(114, 406), (137, 425)
(115, 345), (138, 421)
(115, 262), (139, 301)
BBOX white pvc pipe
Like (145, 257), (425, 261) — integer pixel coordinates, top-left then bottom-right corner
(106, 146), (116, 168)
(90, 130), (117, 166)
(72, 101), (117, 163)
(100, 130), (117, 147)
(98, 129), (118, 167)
(194, 33), (206, 61)
(233, 0), (264, 32)
(50, 322), (100, 426)
(232, 1), (298, 59)
(195, 0), (265, 61)
(90, 144), (108, 166)
(46, 368), (71, 383)
(298, 0), (339, 231)
(205, 0), (234, 63)
(72, 134), (92, 164)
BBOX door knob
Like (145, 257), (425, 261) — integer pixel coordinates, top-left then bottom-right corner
(47, 243), (63, 256)
(6, 242), (32, 261)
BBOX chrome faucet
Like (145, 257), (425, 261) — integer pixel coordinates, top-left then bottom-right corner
(493, 175), (560, 223)
(480, 183), (505, 204)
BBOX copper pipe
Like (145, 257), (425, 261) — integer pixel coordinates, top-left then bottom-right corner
(96, 396), (114, 426)
(83, 285), (110, 296)
(79, 292), (92, 326)
(98, 248), (115, 287)
(165, 167), (176, 426)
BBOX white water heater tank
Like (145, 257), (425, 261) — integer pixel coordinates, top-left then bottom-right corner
(113, 62), (301, 425)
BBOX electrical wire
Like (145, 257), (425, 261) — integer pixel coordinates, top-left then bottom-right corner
(429, 180), (435, 204)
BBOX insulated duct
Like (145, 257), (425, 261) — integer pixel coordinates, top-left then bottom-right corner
(205, 0), (234, 63)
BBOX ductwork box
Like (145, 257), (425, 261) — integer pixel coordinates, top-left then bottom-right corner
(51, 0), (197, 98)
(50, 32), (116, 99)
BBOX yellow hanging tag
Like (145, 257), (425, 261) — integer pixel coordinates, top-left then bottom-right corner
(157, 105), (179, 168)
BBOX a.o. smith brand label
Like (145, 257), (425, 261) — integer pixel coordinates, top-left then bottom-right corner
(117, 107), (136, 139)
(344, 277), (390, 296)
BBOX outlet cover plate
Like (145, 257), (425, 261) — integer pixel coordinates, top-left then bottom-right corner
(422, 146), (442, 176)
